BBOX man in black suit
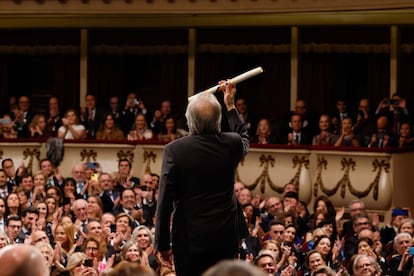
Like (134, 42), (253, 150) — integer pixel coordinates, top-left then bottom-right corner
(81, 94), (105, 139)
(283, 113), (313, 145)
(155, 81), (249, 276)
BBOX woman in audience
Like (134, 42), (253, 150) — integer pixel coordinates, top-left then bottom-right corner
(4, 192), (21, 218)
(0, 114), (18, 139)
(34, 241), (54, 273)
(128, 113), (153, 141)
(312, 114), (337, 146)
(15, 186), (30, 209)
(29, 113), (49, 138)
(45, 195), (58, 220)
(132, 225), (159, 272)
(62, 252), (96, 276)
(46, 186), (64, 207)
(157, 115), (182, 142)
(251, 118), (277, 144)
(32, 170), (48, 204)
(399, 121), (414, 148)
(352, 254), (379, 276)
(0, 230), (10, 249)
(58, 109), (86, 140)
(120, 240), (150, 267)
(304, 249), (328, 275)
(62, 177), (81, 207)
(82, 236), (107, 274)
(313, 235), (341, 271)
(96, 113), (124, 140)
(334, 117), (360, 147)
(87, 195), (104, 220)
(54, 222), (76, 267)
(398, 218), (414, 236)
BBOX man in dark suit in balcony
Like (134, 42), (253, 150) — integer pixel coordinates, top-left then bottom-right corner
(155, 81), (249, 276)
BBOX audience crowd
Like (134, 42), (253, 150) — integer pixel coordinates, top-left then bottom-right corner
(0, 92), (413, 276)
(1, 93), (413, 149)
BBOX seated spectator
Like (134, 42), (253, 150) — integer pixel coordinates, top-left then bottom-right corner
(151, 100), (173, 136)
(375, 93), (411, 135)
(353, 97), (376, 146)
(96, 113), (125, 140)
(121, 92), (148, 135)
(313, 235), (341, 271)
(251, 118), (278, 144)
(108, 96), (121, 123)
(368, 115), (398, 148)
(352, 254), (380, 276)
(283, 114), (313, 145)
(311, 265), (336, 276)
(381, 207), (409, 249)
(46, 96), (63, 137)
(157, 115), (183, 142)
(28, 114), (49, 138)
(0, 114), (17, 139)
(128, 113), (154, 141)
(254, 252), (278, 275)
(334, 117), (360, 147)
(236, 97), (259, 137)
(312, 114), (337, 146)
(386, 232), (413, 275)
(399, 121), (414, 148)
(81, 94), (105, 139)
(57, 109), (86, 140)
(304, 249), (328, 276)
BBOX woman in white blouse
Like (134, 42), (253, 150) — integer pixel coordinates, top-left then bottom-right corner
(58, 109), (86, 140)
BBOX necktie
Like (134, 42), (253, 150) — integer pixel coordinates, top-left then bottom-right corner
(295, 134), (300, 144)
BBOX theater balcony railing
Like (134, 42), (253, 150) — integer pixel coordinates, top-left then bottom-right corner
(1, 138), (413, 223)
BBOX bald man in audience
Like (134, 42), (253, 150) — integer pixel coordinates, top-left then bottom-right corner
(0, 244), (49, 276)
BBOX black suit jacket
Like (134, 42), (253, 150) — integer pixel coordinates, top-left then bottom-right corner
(155, 108), (249, 255)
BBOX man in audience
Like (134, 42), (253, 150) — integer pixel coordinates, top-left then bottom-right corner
(121, 92), (148, 135)
(81, 94), (105, 139)
(151, 99), (173, 135)
(283, 114), (313, 145)
(71, 163), (86, 195)
(268, 219), (285, 244)
(115, 159), (140, 191)
(46, 96), (63, 137)
(98, 172), (118, 213)
(6, 215), (23, 244)
(2, 158), (23, 191)
(40, 158), (63, 188)
(72, 199), (89, 232)
(261, 196), (283, 233)
(367, 115), (399, 148)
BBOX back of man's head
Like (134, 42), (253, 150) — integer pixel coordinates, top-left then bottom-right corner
(0, 244), (49, 276)
(186, 92), (222, 135)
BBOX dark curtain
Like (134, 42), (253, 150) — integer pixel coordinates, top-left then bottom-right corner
(0, 54), (79, 115)
(299, 53), (389, 117)
(196, 53), (290, 122)
(88, 53), (187, 118)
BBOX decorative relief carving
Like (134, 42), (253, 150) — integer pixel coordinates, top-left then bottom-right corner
(143, 151), (156, 174)
(117, 150), (134, 164)
(80, 149), (97, 163)
(23, 148), (40, 175)
(245, 154), (285, 194)
(348, 158), (389, 200)
(288, 155), (309, 190)
(313, 156), (328, 197)
(315, 157), (389, 200)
